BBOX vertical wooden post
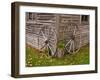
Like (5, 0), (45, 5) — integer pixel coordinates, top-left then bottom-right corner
(55, 14), (60, 42)
(80, 15), (82, 24)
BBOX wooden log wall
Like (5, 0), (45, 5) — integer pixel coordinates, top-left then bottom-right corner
(58, 14), (89, 47)
(26, 12), (89, 49)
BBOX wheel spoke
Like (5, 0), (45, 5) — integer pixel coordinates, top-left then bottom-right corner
(65, 40), (72, 52)
(40, 43), (47, 50)
(38, 35), (46, 49)
(47, 43), (55, 56)
(68, 40), (73, 53)
(41, 31), (47, 40)
(72, 40), (75, 53)
(65, 40), (71, 48)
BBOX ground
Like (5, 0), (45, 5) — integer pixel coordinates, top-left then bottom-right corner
(26, 44), (89, 67)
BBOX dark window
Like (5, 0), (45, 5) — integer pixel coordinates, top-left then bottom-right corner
(81, 15), (88, 21)
(29, 12), (32, 20)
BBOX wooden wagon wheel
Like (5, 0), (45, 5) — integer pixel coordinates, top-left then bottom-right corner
(64, 23), (81, 54)
(37, 25), (57, 56)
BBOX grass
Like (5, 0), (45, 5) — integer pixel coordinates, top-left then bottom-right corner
(57, 40), (65, 49)
(26, 44), (89, 67)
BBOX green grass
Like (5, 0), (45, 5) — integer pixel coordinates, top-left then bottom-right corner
(26, 45), (89, 67)
(57, 40), (65, 49)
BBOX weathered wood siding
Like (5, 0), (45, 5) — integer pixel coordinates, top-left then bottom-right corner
(26, 12), (89, 49)
(58, 14), (89, 47)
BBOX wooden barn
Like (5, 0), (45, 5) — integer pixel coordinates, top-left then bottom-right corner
(26, 12), (89, 56)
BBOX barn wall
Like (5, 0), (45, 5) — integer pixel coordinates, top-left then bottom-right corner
(58, 14), (89, 47)
(26, 12), (89, 49)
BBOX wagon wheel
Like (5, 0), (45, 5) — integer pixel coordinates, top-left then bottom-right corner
(37, 25), (57, 56)
(64, 23), (81, 54)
